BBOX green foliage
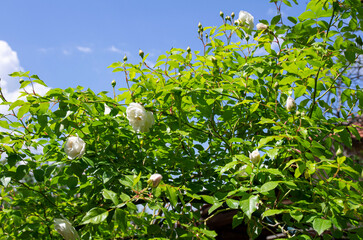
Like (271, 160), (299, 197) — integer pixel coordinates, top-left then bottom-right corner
(1, 0), (362, 239)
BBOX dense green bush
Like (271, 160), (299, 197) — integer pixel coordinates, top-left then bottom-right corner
(0, 0), (362, 239)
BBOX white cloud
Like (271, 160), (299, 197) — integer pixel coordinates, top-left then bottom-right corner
(0, 40), (50, 114)
(108, 45), (123, 54)
(77, 46), (92, 53)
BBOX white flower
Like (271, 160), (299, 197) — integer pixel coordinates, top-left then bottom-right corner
(256, 23), (268, 30)
(148, 173), (162, 188)
(126, 103), (155, 133)
(236, 10), (254, 30)
(54, 218), (80, 240)
(104, 104), (111, 115)
(64, 136), (86, 160)
(286, 96), (296, 112)
(249, 149), (260, 164)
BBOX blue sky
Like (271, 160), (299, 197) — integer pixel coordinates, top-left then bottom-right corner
(0, 0), (307, 100)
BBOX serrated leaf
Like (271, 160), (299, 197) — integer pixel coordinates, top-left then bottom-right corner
(81, 207), (109, 225)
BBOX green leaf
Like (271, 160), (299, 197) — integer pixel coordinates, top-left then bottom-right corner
(290, 210), (303, 222)
(132, 172), (141, 187)
(260, 181), (279, 193)
(208, 202), (223, 215)
(240, 195), (259, 219)
(167, 186), (178, 207)
(226, 199), (239, 209)
(294, 85), (306, 99)
(81, 207), (109, 225)
(115, 209), (127, 232)
(263, 209), (284, 218)
(33, 169), (44, 182)
(201, 195), (216, 204)
(313, 218), (332, 235)
(102, 189), (119, 205)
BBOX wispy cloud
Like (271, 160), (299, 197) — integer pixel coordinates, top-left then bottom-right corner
(108, 45), (123, 53)
(77, 46), (92, 53)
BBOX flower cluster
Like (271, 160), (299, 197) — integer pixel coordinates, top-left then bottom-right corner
(126, 103), (155, 133)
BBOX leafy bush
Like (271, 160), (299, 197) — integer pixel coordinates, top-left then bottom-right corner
(0, 0), (362, 239)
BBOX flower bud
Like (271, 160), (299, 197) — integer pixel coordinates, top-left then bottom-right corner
(274, 82), (279, 89)
(19, 79), (24, 84)
(198, 22), (202, 29)
(111, 80), (116, 87)
(336, 147), (342, 156)
(123, 54), (128, 62)
(220, 11), (224, 18)
(286, 96), (296, 112)
(205, 33), (208, 39)
(231, 12), (235, 19)
(54, 218), (80, 240)
(148, 173), (162, 188)
(139, 49), (144, 59)
(249, 149), (260, 164)
(187, 46), (191, 53)
(226, 16), (231, 22)
(256, 23), (268, 30)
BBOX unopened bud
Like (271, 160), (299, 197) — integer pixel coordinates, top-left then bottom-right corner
(220, 11), (224, 18)
(249, 149), (260, 165)
(148, 173), (162, 188)
(139, 49), (144, 58)
(211, 56), (217, 63)
(123, 54), (128, 62)
(256, 23), (268, 31)
(19, 79), (24, 84)
(198, 22), (202, 29)
(225, 16), (231, 22)
(205, 33), (208, 39)
(336, 147), (342, 156)
(111, 80), (116, 87)
(286, 96), (296, 112)
(231, 12), (235, 19)
(274, 82), (279, 89)
(187, 46), (191, 53)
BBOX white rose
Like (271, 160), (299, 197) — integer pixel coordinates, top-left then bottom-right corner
(126, 103), (155, 133)
(249, 149), (260, 164)
(236, 10), (254, 30)
(256, 23), (268, 30)
(64, 136), (86, 160)
(148, 173), (162, 188)
(286, 96), (296, 112)
(54, 218), (80, 240)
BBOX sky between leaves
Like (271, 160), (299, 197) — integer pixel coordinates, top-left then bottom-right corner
(0, 0), (308, 111)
